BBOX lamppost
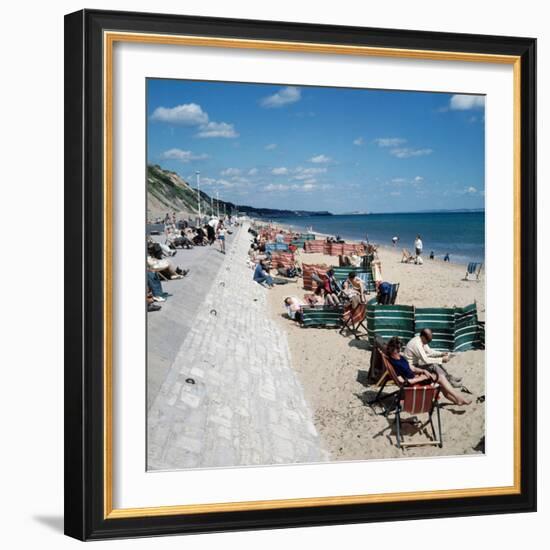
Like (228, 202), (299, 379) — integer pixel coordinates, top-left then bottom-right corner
(216, 191), (220, 218)
(195, 171), (201, 222)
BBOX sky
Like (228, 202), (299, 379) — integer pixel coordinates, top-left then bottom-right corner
(147, 79), (485, 214)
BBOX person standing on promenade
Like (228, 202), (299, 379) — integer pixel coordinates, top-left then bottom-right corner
(216, 222), (226, 254)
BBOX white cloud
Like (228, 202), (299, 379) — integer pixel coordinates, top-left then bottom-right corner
(248, 168), (259, 176)
(260, 86), (301, 108)
(390, 147), (433, 159)
(309, 154), (332, 164)
(271, 167), (289, 175)
(265, 143), (277, 150)
(291, 167), (327, 180)
(196, 121), (238, 138)
(391, 177), (406, 183)
(390, 191), (401, 197)
(465, 186), (478, 194)
(449, 94), (485, 110)
(220, 168), (242, 176)
(301, 183), (315, 191)
(414, 176), (424, 182)
(353, 137), (365, 146)
(264, 183), (290, 192)
(150, 103), (209, 125)
(200, 177), (235, 188)
(374, 137), (407, 147)
(160, 149), (208, 162)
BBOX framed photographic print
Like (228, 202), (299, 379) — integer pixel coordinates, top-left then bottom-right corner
(64, 9), (537, 540)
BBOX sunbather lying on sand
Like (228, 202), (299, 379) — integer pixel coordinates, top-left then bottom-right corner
(284, 296), (304, 323)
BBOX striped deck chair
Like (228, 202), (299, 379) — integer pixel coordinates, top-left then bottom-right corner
(361, 253), (375, 269)
(366, 304), (415, 348)
(464, 262), (483, 281)
(377, 283), (400, 305)
(301, 305), (344, 328)
(454, 303), (484, 351)
(339, 302), (368, 339)
(401, 249), (415, 263)
(332, 266), (376, 294)
(376, 354), (443, 448)
(414, 307), (456, 352)
(395, 383), (443, 449)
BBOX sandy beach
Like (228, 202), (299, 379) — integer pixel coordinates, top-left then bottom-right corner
(266, 240), (485, 460)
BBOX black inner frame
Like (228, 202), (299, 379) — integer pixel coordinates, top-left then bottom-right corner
(64, 9), (537, 541)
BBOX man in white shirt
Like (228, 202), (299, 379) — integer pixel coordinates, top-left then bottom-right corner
(404, 329), (462, 387)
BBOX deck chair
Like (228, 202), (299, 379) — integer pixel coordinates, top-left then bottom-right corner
(380, 354), (443, 448)
(367, 349), (408, 412)
(377, 283), (400, 305)
(301, 305), (344, 328)
(401, 249), (415, 263)
(464, 262), (483, 281)
(340, 302), (368, 339)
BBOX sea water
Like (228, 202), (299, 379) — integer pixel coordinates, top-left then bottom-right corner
(270, 211), (485, 264)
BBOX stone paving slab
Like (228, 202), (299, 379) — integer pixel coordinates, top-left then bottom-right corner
(147, 223), (328, 470)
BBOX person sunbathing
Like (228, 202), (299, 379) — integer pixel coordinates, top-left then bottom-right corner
(284, 296), (304, 323)
(386, 337), (471, 406)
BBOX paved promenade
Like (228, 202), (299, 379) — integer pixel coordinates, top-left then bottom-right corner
(147, 223), (327, 470)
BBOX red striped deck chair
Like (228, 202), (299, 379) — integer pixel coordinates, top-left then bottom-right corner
(340, 302), (368, 339)
(395, 384), (442, 449)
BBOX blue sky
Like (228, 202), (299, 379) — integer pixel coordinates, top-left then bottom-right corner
(147, 79), (485, 214)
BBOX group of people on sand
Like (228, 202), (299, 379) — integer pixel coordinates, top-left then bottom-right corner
(146, 213), (234, 312)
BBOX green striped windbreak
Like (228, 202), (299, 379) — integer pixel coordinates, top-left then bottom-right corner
(415, 307), (456, 351)
(366, 304), (415, 345)
(454, 304), (482, 351)
(300, 234), (316, 241)
(365, 302), (484, 352)
(301, 306), (344, 328)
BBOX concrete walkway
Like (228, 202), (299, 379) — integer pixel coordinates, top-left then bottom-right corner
(147, 233), (235, 408)
(147, 223), (327, 470)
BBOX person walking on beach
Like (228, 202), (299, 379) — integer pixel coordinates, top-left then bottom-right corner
(216, 222), (226, 254)
(444, 253), (450, 262)
(414, 234), (423, 262)
(392, 235), (399, 247)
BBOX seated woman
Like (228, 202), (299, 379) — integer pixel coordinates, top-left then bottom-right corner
(386, 337), (471, 406)
(284, 296), (304, 323)
(342, 271), (366, 306)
